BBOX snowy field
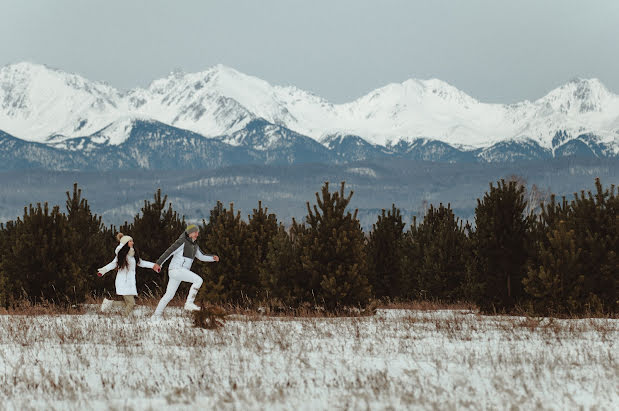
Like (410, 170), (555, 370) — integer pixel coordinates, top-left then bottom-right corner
(0, 307), (617, 410)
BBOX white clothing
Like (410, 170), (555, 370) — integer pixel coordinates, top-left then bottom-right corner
(98, 244), (155, 296)
(153, 268), (203, 316)
(153, 234), (217, 317)
(159, 244), (215, 271)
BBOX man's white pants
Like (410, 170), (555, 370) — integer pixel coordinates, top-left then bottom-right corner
(153, 268), (203, 316)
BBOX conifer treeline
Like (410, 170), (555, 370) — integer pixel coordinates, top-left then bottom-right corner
(0, 179), (616, 316)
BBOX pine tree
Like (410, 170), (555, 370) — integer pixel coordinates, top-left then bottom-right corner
(525, 194), (571, 314)
(414, 203), (470, 301)
(0, 203), (87, 306)
(366, 204), (406, 299)
(64, 183), (115, 297)
(525, 178), (618, 314)
(400, 216), (422, 299)
(0, 220), (18, 307)
(296, 182), (371, 310)
(467, 180), (531, 313)
(568, 179), (617, 313)
(259, 224), (303, 306)
(197, 202), (256, 303)
(523, 222), (585, 314)
(119, 189), (185, 296)
(247, 201), (278, 298)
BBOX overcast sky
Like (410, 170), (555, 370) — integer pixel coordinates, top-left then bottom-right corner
(1, 0), (618, 103)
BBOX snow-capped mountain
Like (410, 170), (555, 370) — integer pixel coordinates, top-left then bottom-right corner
(322, 133), (391, 162)
(0, 62), (124, 142)
(1, 61), (619, 162)
(0, 128), (90, 169)
(215, 118), (336, 164)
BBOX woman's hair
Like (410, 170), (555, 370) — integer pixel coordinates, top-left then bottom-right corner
(116, 234), (141, 270)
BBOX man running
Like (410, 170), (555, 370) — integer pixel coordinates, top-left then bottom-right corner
(151, 224), (219, 318)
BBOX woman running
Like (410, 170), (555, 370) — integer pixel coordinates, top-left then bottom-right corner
(97, 233), (156, 316)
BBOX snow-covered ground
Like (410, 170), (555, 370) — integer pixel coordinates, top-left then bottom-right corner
(0, 307), (616, 410)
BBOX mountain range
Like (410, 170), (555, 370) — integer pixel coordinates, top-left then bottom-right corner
(1, 62), (618, 170)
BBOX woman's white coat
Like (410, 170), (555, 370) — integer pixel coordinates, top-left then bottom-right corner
(98, 244), (155, 296)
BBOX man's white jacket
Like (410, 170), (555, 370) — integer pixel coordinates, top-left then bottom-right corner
(156, 232), (215, 271)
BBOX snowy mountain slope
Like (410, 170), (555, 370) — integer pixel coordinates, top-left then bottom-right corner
(59, 119), (262, 170)
(387, 137), (478, 163)
(1, 62), (619, 156)
(44, 117), (337, 168)
(215, 118), (337, 165)
(126, 66), (260, 137)
(476, 138), (552, 163)
(322, 133), (391, 163)
(2, 120), (262, 170)
(0, 129), (90, 170)
(0, 62), (124, 142)
(110, 120), (258, 170)
(1, 122), (616, 172)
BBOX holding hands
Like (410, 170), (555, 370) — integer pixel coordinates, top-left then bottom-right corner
(152, 256), (218, 273)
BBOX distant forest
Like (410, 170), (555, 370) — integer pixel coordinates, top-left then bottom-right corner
(0, 161), (616, 315)
(0, 157), (617, 231)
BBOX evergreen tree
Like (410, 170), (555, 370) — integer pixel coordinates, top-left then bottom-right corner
(0, 220), (18, 306)
(296, 182), (371, 310)
(0, 203), (87, 306)
(525, 194), (572, 314)
(414, 203), (470, 301)
(119, 189), (185, 296)
(198, 202), (256, 303)
(366, 204), (406, 299)
(64, 183), (115, 297)
(568, 179), (617, 313)
(247, 201), (278, 298)
(400, 216), (422, 299)
(523, 222), (585, 314)
(467, 180), (531, 313)
(525, 178), (617, 314)
(259, 224), (303, 305)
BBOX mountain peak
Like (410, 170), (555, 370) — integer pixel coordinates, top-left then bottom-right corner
(209, 63), (243, 77)
(354, 77), (479, 110)
(1, 62), (619, 155)
(0, 61), (121, 141)
(567, 77), (605, 88)
(1, 61), (60, 75)
(538, 77), (612, 114)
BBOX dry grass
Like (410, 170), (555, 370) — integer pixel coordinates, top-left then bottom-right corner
(0, 295), (191, 316)
(193, 304), (227, 329)
(378, 300), (478, 312)
(0, 299), (84, 316)
(0, 306), (616, 409)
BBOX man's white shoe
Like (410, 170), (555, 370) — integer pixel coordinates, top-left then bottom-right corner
(184, 302), (201, 311)
(184, 286), (201, 311)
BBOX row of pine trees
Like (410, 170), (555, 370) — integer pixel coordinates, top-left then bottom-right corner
(0, 179), (616, 316)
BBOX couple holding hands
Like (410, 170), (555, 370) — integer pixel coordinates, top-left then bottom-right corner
(97, 224), (219, 318)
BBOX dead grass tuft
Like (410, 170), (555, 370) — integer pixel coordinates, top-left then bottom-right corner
(193, 304), (227, 330)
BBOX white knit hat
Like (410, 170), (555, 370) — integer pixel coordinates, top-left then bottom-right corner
(116, 232), (133, 245)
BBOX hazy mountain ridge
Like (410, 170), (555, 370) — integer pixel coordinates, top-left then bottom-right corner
(1, 157), (617, 231)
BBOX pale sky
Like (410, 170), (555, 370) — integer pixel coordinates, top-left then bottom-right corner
(1, 0), (618, 103)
